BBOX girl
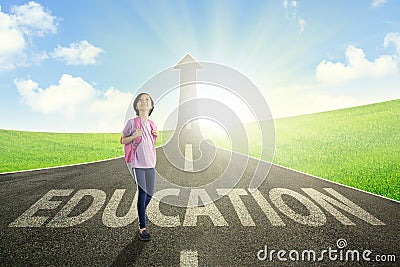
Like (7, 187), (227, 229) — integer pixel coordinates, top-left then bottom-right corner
(121, 93), (158, 241)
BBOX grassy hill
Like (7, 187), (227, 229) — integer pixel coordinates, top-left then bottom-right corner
(0, 131), (122, 172)
(273, 99), (400, 201)
(1, 99), (399, 200)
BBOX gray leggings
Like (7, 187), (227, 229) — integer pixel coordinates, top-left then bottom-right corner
(133, 168), (155, 229)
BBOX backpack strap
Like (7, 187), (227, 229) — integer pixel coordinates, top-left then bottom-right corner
(148, 119), (157, 144)
(133, 116), (142, 147)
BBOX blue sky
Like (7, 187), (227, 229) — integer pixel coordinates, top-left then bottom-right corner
(0, 0), (399, 132)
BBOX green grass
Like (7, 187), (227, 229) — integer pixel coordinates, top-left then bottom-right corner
(1, 99), (399, 200)
(0, 130), (169, 173)
(272, 99), (400, 201)
(0, 131), (121, 172)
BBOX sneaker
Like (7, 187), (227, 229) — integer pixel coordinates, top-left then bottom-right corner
(138, 229), (151, 241)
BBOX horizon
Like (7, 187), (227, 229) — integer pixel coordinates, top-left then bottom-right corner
(1, 97), (397, 134)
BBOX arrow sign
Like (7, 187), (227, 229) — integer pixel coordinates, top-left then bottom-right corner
(173, 53), (203, 136)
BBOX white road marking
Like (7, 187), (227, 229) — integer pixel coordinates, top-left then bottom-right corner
(47, 189), (106, 227)
(183, 189), (228, 226)
(251, 189), (286, 226)
(184, 144), (194, 171)
(147, 189), (181, 227)
(180, 250), (198, 267)
(8, 187), (385, 228)
(302, 188), (385, 225)
(8, 189), (74, 227)
(269, 188), (326, 226)
(217, 189), (255, 226)
(102, 189), (138, 228)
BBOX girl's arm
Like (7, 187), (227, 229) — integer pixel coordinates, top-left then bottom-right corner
(120, 129), (142, 144)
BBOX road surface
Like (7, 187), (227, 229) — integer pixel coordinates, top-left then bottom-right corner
(1, 147), (399, 266)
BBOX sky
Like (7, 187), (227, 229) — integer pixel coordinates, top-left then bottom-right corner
(0, 0), (399, 133)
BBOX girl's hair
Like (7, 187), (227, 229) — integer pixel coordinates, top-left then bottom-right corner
(133, 93), (154, 116)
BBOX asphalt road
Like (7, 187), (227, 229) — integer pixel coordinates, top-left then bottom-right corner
(1, 147), (399, 266)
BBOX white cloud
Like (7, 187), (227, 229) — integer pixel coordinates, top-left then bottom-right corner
(14, 74), (133, 132)
(371, 0), (387, 8)
(0, 8), (25, 54)
(266, 85), (362, 118)
(384, 32), (400, 55)
(316, 41), (399, 84)
(282, 0), (306, 33)
(0, 9), (25, 69)
(15, 74), (96, 117)
(89, 88), (134, 130)
(1, 2), (102, 69)
(11, 1), (57, 36)
(267, 82), (400, 119)
(298, 18), (306, 33)
(51, 40), (104, 65)
(0, 2), (57, 70)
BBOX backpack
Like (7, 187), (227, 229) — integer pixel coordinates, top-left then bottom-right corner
(121, 117), (157, 163)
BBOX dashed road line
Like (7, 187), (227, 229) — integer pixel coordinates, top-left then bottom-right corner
(180, 250), (198, 267)
(184, 144), (194, 171)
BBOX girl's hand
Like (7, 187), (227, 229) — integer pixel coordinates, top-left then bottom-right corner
(135, 129), (143, 137)
(152, 129), (159, 136)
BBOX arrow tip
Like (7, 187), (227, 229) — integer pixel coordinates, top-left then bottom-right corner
(173, 53), (203, 69)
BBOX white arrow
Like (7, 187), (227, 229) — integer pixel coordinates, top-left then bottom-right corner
(173, 53), (203, 132)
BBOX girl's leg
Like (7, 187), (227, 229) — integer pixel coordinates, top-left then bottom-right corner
(144, 168), (155, 208)
(133, 168), (147, 229)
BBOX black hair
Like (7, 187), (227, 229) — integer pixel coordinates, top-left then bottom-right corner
(133, 93), (154, 116)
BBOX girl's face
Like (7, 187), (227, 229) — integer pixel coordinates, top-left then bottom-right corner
(136, 94), (153, 113)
